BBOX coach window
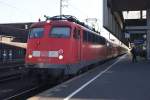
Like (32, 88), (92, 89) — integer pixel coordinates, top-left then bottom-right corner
(100, 37), (106, 45)
(92, 34), (95, 43)
(50, 27), (70, 38)
(29, 28), (44, 38)
(103, 38), (106, 45)
(77, 30), (81, 39)
(95, 35), (99, 44)
(88, 32), (93, 43)
(83, 31), (88, 42)
(73, 28), (80, 39)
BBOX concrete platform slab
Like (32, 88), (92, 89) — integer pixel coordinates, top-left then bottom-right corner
(28, 54), (150, 100)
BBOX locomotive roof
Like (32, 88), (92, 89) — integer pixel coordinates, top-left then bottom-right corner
(30, 21), (47, 28)
(30, 20), (75, 28)
(30, 19), (104, 38)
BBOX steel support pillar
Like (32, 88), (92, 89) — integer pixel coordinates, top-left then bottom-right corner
(147, 9), (150, 60)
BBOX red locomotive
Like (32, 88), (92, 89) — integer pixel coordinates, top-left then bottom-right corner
(25, 15), (126, 78)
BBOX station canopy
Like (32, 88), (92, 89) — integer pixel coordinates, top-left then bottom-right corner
(106, 0), (150, 45)
(109, 0), (150, 11)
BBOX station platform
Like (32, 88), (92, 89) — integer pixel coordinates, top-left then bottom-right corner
(28, 54), (150, 100)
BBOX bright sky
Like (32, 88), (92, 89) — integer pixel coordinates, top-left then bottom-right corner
(0, 0), (121, 44)
(0, 0), (102, 23)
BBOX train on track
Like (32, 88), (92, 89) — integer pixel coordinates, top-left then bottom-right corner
(25, 15), (127, 79)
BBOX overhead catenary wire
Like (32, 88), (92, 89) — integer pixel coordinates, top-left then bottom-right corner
(67, 2), (102, 31)
(69, 3), (89, 18)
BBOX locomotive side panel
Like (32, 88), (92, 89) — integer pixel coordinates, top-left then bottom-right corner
(81, 29), (107, 63)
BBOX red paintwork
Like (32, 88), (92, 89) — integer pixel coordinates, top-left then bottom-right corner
(25, 20), (125, 66)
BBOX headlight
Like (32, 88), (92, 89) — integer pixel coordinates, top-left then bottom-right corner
(58, 55), (63, 60)
(28, 54), (33, 59)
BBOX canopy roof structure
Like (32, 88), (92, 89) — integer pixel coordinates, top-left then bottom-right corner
(108, 0), (150, 11)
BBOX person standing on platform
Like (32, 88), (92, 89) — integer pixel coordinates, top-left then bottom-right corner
(131, 46), (137, 62)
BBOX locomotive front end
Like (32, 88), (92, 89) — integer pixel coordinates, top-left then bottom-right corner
(25, 21), (74, 77)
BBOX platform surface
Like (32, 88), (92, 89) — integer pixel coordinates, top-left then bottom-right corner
(28, 54), (150, 100)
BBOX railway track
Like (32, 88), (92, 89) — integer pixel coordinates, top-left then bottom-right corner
(2, 65), (98, 100)
(4, 86), (40, 100)
(0, 72), (22, 83)
(0, 64), (25, 71)
(0, 64), (27, 83)
(0, 57), (121, 100)
(0, 62), (102, 99)
(1, 65), (95, 100)
(3, 80), (57, 100)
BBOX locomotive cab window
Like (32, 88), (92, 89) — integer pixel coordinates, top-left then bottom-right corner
(29, 28), (44, 38)
(49, 27), (70, 38)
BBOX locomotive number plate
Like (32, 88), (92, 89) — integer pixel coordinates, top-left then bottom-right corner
(48, 51), (58, 57)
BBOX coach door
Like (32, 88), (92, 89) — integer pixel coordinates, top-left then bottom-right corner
(73, 27), (81, 62)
